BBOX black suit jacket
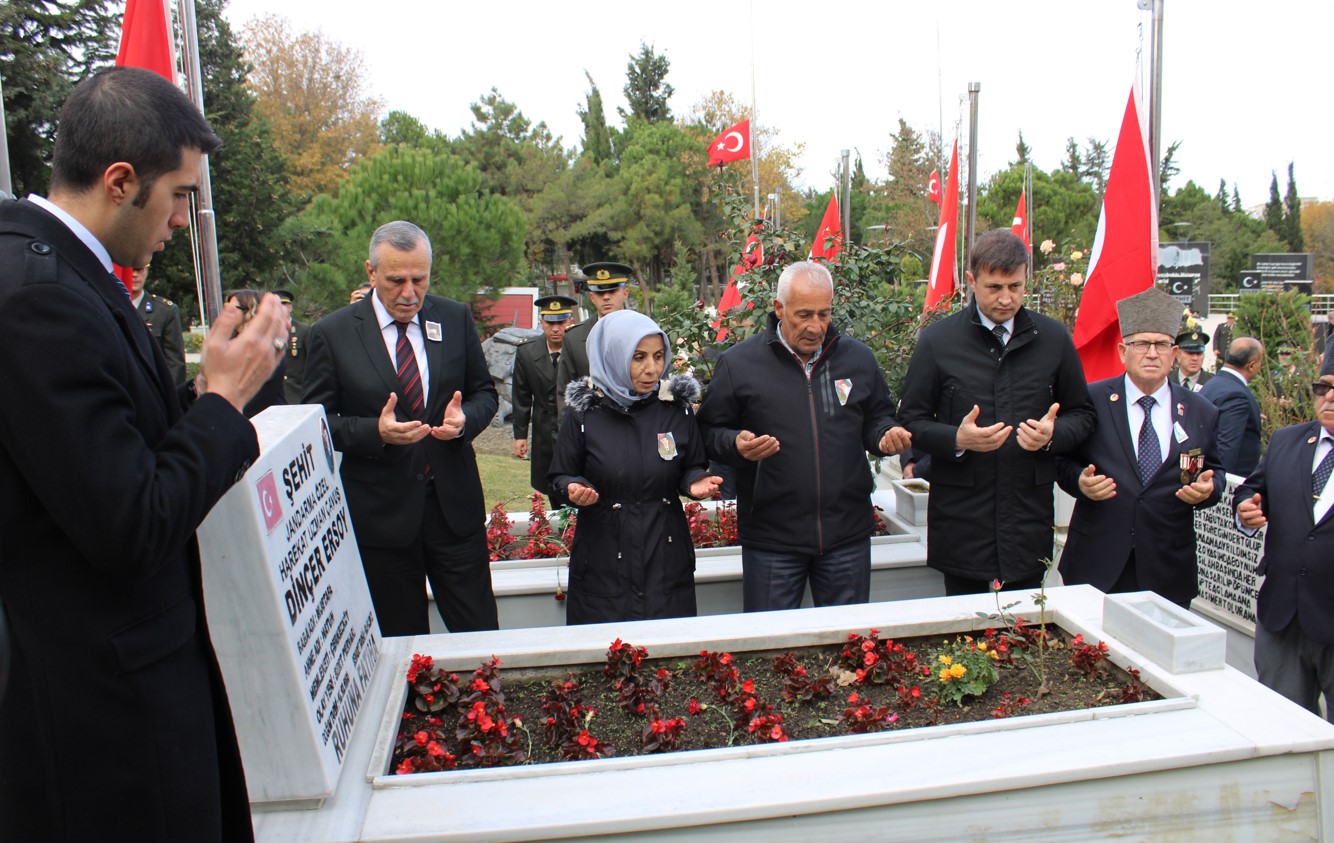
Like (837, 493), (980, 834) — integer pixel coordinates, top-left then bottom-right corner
(1234, 421), (1334, 643)
(1057, 376), (1224, 604)
(1199, 369), (1262, 476)
(511, 336), (560, 490)
(0, 199), (256, 839)
(303, 294), (497, 544)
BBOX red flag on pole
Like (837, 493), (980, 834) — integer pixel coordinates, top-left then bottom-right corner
(923, 140), (960, 313)
(1010, 190), (1030, 253)
(113, 0), (176, 292)
(713, 218), (764, 341)
(808, 194), (843, 263)
(116, 0), (175, 82)
(927, 169), (942, 206)
(707, 119), (751, 167)
(1072, 83), (1158, 382)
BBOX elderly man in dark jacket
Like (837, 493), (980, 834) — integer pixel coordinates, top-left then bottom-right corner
(898, 230), (1095, 595)
(699, 261), (911, 612)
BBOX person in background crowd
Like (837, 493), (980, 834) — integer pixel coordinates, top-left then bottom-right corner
(224, 289), (288, 418)
(304, 221), (499, 637)
(0, 66), (288, 842)
(557, 261), (633, 413)
(698, 261), (910, 612)
(1212, 312), (1235, 372)
(1172, 320), (1212, 392)
(131, 261), (187, 385)
(550, 310), (721, 624)
(350, 279), (372, 304)
(512, 295), (577, 501)
(275, 288), (311, 404)
(1056, 286), (1223, 608)
(898, 229), (1095, 596)
(1234, 335), (1334, 721)
(1199, 337), (1265, 477)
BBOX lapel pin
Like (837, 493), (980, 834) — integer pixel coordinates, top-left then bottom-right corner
(425, 321), (442, 342)
(1110, 393), (1120, 402)
(1309, 436), (1318, 445)
(1176, 402), (1185, 417)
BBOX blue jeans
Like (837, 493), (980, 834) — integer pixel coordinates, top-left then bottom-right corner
(741, 539), (871, 612)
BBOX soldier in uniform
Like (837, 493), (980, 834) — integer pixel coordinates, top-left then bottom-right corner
(130, 262), (187, 385)
(1212, 312), (1235, 372)
(512, 295), (577, 499)
(275, 288), (311, 404)
(1172, 320), (1213, 392)
(557, 262), (633, 411)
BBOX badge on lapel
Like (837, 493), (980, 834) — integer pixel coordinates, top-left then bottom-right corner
(1110, 393), (1120, 403)
(425, 321), (442, 342)
(1172, 421), (1188, 443)
(835, 378), (852, 407)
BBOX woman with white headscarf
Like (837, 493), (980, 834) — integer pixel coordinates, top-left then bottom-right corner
(549, 310), (721, 625)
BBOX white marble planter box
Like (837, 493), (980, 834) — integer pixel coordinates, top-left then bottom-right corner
(891, 478), (930, 526)
(1103, 591), (1227, 674)
(253, 586), (1334, 842)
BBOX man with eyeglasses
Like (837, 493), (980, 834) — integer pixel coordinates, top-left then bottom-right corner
(1200, 336), (1266, 476)
(1055, 286), (1224, 608)
(1235, 336), (1334, 720)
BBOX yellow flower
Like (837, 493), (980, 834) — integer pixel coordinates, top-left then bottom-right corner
(938, 655), (953, 665)
(978, 641), (988, 652)
(988, 650), (999, 660)
(1070, 250), (1084, 261)
(950, 663), (967, 678)
(939, 668), (953, 682)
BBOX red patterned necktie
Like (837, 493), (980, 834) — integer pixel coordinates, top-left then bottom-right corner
(395, 321), (425, 420)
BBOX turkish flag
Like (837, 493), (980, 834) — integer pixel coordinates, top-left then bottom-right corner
(808, 194), (843, 263)
(713, 218), (764, 341)
(116, 0), (175, 82)
(707, 119), (751, 167)
(927, 169), (942, 206)
(1072, 83), (1158, 382)
(1010, 189), (1030, 253)
(923, 140), (960, 313)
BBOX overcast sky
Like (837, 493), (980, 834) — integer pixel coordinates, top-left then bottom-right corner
(221, 0), (1331, 214)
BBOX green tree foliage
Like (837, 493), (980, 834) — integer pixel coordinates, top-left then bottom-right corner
(1283, 162), (1303, 251)
(1159, 140), (1182, 192)
(1263, 172), (1284, 235)
(620, 42), (672, 124)
(975, 164), (1098, 252)
(861, 119), (940, 261)
(149, 0), (294, 323)
(280, 146), (526, 318)
(379, 110), (450, 155)
(578, 72), (615, 164)
(1159, 179), (1276, 294)
(614, 118), (704, 287)
(0, 0), (119, 196)
(1235, 290), (1318, 442)
(1013, 131), (1031, 166)
(649, 239), (700, 320)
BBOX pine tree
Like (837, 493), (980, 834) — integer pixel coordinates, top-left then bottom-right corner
(1283, 162), (1303, 251)
(1232, 186), (1243, 214)
(620, 43), (673, 124)
(1216, 179), (1230, 214)
(1014, 131), (1031, 166)
(578, 72), (614, 164)
(1159, 141), (1182, 192)
(1263, 172), (1285, 237)
(1061, 138), (1082, 175)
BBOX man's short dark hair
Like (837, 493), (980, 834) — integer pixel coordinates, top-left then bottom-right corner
(969, 229), (1029, 277)
(50, 67), (221, 206)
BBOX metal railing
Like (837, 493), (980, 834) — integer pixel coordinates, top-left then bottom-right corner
(1208, 293), (1333, 317)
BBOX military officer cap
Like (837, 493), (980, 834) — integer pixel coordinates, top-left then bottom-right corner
(580, 261), (635, 293)
(273, 288), (296, 306)
(1175, 319), (1208, 352)
(1116, 286), (1184, 338)
(534, 295), (577, 322)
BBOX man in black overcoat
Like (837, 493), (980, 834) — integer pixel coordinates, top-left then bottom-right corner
(0, 67), (289, 841)
(512, 295), (576, 498)
(898, 230), (1095, 595)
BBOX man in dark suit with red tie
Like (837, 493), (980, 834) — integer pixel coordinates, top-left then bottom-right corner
(1235, 335), (1334, 720)
(304, 221), (499, 637)
(0, 67), (289, 841)
(1056, 286), (1224, 607)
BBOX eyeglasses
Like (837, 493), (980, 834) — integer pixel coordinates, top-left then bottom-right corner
(1124, 340), (1174, 354)
(1314, 382), (1333, 398)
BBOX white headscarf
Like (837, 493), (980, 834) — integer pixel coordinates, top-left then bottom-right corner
(587, 310), (669, 408)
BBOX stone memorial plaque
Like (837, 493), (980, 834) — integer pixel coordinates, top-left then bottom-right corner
(198, 404), (381, 804)
(1193, 472), (1263, 625)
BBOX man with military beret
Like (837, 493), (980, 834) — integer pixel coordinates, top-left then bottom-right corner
(275, 288), (312, 404)
(1057, 286), (1224, 607)
(1172, 320), (1213, 392)
(131, 262), (187, 385)
(557, 261), (633, 411)
(513, 295), (576, 499)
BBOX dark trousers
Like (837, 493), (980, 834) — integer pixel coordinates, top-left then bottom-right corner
(943, 571), (1044, 597)
(359, 498), (498, 637)
(741, 539), (871, 611)
(1255, 619), (1334, 722)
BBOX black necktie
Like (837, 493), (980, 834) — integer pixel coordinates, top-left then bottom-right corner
(1136, 395), (1160, 484)
(992, 324), (1007, 346)
(551, 351), (560, 369)
(1314, 442), (1334, 500)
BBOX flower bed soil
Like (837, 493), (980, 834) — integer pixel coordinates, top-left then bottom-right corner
(393, 625), (1159, 774)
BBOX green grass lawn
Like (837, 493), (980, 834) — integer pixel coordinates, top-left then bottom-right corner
(477, 453), (539, 512)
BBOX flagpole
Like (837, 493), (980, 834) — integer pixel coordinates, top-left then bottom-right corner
(1143, 0), (1164, 215)
(0, 74), (12, 197)
(748, 0), (760, 219)
(965, 83), (980, 275)
(840, 149), (851, 241)
(177, 0), (223, 328)
(1024, 162), (1033, 277)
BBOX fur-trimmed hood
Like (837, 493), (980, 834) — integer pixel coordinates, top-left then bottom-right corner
(564, 373), (701, 415)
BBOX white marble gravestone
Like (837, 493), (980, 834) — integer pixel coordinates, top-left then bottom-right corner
(198, 405), (382, 805)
